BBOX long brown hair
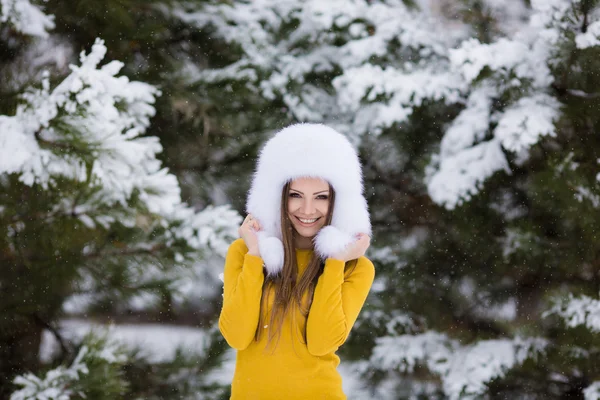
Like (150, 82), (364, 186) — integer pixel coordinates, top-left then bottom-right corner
(255, 181), (336, 348)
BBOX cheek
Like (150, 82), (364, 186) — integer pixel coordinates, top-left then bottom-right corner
(319, 202), (330, 218)
(288, 198), (301, 214)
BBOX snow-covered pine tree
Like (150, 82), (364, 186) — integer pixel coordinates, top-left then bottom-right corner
(1, 1), (240, 398)
(187, 0), (600, 398)
(5, 0), (600, 397)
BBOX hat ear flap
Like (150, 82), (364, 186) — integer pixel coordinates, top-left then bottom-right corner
(313, 226), (355, 260)
(257, 231), (284, 276)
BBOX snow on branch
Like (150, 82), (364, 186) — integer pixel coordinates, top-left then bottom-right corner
(0, 38), (162, 204)
(426, 0), (573, 209)
(427, 92), (559, 209)
(530, 0), (578, 31)
(449, 37), (553, 88)
(0, 0), (55, 37)
(585, 382), (600, 400)
(371, 331), (457, 374)
(169, 204), (242, 257)
(10, 335), (127, 400)
(576, 20), (600, 49)
(371, 332), (547, 400)
(438, 86), (494, 159)
(427, 138), (510, 209)
(11, 347), (89, 400)
(544, 294), (600, 333)
(494, 93), (560, 153)
(0, 38), (241, 257)
(172, 0), (460, 133)
(334, 65), (465, 133)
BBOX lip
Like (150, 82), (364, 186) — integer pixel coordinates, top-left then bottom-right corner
(294, 216), (321, 227)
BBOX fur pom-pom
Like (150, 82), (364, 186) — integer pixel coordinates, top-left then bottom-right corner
(313, 226), (356, 260)
(257, 232), (284, 276)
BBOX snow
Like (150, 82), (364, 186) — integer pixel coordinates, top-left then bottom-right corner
(428, 138), (511, 209)
(574, 186), (600, 207)
(585, 382), (600, 400)
(545, 294), (600, 333)
(187, 0), (568, 209)
(0, 37), (241, 269)
(3, 0), (600, 398)
(439, 86), (494, 159)
(36, 320), (371, 398)
(480, 0), (531, 35)
(371, 333), (547, 400)
(0, 0), (55, 38)
(426, 0), (567, 209)
(334, 65), (466, 133)
(169, 0), (584, 212)
(13, 346), (93, 400)
(0, 38), (162, 204)
(172, 0), (464, 142)
(576, 20), (600, 49)
(40, 320), (211, 364)
(494, 94), (560, 153)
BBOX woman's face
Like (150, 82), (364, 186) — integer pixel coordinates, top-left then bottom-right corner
(287, 177), (330, 239)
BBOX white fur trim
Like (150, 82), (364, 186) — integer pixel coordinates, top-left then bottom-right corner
(247, 123), (371, 275)
(314, 226), (356, 260)
(256, 232), (284, 276)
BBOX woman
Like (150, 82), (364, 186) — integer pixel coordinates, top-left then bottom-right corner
(219, 123), (375, 399)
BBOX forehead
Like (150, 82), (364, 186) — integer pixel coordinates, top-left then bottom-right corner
(289, 177), (329, 191)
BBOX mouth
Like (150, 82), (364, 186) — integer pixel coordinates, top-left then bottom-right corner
(294, 216), (321, 227)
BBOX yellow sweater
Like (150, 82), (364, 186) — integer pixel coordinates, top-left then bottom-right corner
(219, 239), (375, 399)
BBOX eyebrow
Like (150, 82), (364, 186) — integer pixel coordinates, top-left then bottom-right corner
(290, 189), (329, 195)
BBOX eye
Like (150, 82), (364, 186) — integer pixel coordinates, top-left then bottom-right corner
(289, 192), (301, 198)
(316, 194), (329, 200)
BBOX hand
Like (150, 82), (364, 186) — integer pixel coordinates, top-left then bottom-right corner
(238, 214), (261, 257)
(333, 233), (371, 262)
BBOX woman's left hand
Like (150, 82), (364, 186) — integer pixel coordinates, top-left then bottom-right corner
(333, 233), (371, 262)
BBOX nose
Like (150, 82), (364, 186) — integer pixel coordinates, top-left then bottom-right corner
(301, 198), (316, 215)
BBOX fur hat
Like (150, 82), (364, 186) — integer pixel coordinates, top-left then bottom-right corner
(246, 123), (371, 276)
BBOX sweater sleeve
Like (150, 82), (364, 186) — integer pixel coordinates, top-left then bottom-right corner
(218, 238), (265, 350)
(305, 256), (375, 356)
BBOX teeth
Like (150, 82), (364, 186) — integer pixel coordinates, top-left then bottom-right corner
(299, 217), (318, 224)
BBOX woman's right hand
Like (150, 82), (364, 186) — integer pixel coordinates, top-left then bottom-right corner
(238, 214), (261, 257)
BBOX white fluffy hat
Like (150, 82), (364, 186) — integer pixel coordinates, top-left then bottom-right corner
(246, 123), (371, 276)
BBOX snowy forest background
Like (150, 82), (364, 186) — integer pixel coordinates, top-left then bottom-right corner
(2, 0), (600, 398)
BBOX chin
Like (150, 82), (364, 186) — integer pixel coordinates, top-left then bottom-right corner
(296, 229), (318, 238)
(293, 224), (324, 238)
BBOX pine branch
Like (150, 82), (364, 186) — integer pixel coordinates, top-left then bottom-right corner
(31, 313), (72, 362)
(84, 243), (167, 260)
(565, 89), (600, 99)
(34, 129), (82, 153)
(451, 304), (509, 337)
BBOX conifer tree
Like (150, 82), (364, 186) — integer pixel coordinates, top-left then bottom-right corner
(4, 0), (600, 398)
(187, 0), (600, 398)
(1, 1), (240, 398)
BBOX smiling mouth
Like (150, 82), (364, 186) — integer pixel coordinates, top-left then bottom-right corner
(295, 216), (320, 226)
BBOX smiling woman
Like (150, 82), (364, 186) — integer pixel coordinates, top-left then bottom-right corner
(287, 177), (332, 246)
(218, 123), (375, 399)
